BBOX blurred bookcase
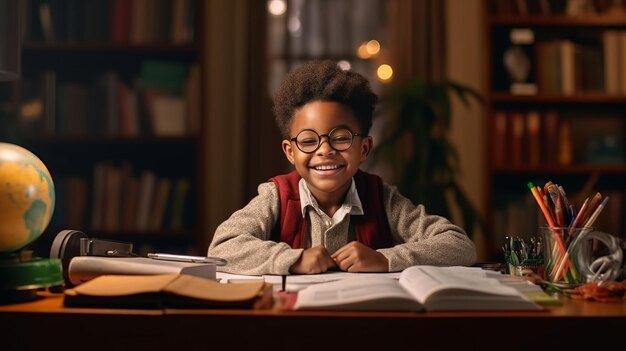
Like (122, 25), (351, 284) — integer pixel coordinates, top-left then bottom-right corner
(0, 0), (205, 256)
(484, 0), (626, 256)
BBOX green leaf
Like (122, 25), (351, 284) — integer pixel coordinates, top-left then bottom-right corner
(369, 77), (485, 239)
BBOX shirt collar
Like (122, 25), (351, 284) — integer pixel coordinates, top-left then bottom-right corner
(298, 177), (364, 218)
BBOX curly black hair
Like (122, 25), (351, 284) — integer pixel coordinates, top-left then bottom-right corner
(273, 60), (378, 139)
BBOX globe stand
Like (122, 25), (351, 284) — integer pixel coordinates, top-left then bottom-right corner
(0, 250), (63, 304)
(0, 142), (60, 304)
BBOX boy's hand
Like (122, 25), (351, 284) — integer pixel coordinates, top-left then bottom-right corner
(331, 241), (389, 273)
(289, 245), (337, 274)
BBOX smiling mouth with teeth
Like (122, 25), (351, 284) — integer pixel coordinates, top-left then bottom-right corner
(314, 164), (341, 171)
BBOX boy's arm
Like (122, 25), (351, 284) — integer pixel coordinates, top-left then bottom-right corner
(376, 184), (477, 271)
(208, 182), (303, 275)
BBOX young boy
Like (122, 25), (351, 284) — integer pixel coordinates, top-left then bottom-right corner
(208, 60), (476, 275)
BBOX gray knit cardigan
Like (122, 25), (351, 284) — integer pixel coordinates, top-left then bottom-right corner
(208, 181), (477, 275)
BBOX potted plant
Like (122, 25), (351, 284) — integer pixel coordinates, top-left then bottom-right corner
(366, 78), (486, 240)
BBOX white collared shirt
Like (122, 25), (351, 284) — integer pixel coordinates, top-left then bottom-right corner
(298, 177), (364, 228)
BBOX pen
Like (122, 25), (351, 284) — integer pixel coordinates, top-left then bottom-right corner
(583, 196), (609, 229)
(568, 197), (589, 232)
(147, 253), (228, 266)
(546, 183), (564, 226)
(558, 185), (573, 220)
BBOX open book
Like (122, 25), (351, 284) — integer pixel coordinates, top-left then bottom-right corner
(292, 266), (544, 311)
(64, 274), (273, 309)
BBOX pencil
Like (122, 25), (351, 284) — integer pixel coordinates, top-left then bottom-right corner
(527, 182), (569, 254)
(553, 196), (608, 282)
(527, 182), (572, 280)
(527, 182), (557, 229)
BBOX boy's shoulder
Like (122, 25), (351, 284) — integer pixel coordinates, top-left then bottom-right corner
(268, 171), (300, 183)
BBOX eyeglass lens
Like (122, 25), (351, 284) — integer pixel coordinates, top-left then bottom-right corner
(295, 127), (355, 153)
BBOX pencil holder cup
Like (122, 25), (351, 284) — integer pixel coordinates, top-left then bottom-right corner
(502, 236), (544, 278)
(541, 227), (623, 288)
(509, 261), (544, 278)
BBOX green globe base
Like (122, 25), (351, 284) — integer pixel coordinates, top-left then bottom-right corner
(0, 256), (63, 304)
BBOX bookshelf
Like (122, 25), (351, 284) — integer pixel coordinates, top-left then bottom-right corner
(484, 0), (626, 259)
(0, 0), (204, 256)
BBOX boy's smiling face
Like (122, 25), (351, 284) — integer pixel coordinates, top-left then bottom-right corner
(282, 100), (372, 202)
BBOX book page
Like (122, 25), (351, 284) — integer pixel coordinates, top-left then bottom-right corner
(293, 276), (423, 311)
(399, 266), (522, 304)
(165, 275), (265, 301)
(218, 271), (401, 291)
(264, 271), (401, 287)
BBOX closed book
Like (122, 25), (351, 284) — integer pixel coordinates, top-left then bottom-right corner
(185, 64), (201, 135)
(559, 40), (576, 95)
(171, 0), (188, 43)
(64, 273), (272, 309)
(578, 45), (604, 92)
(67, 256), (218, 286)
(618, 31), (626, 95)
(543, 110), (559, 165)
(493, 111), (507, 167)
(118, 82), (140, 137)
(65, 176), (87, 228)
(168, 178), (190, 230)
(558, 119), (573, 165)
(90, 162), (106, 230)
(112, 0), (131, 44)
(102, 163), (122, 232)
(135, 170), (157, 232)
(536, 40), (561, 94)
(147, 92), (187, 137)
(526, 111), (541, 166)
(509, 111), (525, 167)
(148, 177), (172, 231)
(120, 175), (140, 231)
(603, 30), (620, 94)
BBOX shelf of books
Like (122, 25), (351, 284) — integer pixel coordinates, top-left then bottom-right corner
(0, 0), (204, 256)
(484, 0), (626, 259)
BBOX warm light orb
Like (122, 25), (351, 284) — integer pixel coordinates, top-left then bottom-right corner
(365, 40), (380, 56)
(267, 0), (287, 16)
(357, 43), (370, 59)
(288, 17), (301, 34)
(376, 64), (393, 82)
(357, 39), (381, 59)
(337, 60), (351, 71)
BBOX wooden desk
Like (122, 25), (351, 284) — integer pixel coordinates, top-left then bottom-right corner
(1, 292), (625, 350)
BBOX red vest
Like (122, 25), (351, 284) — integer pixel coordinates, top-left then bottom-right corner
(269, 170), (393, 249)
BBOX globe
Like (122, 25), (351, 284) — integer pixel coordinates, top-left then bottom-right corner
(0, 142), (55, 254)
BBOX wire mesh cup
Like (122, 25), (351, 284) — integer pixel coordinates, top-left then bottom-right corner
(541, 227), (623, 288)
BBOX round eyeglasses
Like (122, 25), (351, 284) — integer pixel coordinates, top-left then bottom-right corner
(290, 127), (364, 154)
